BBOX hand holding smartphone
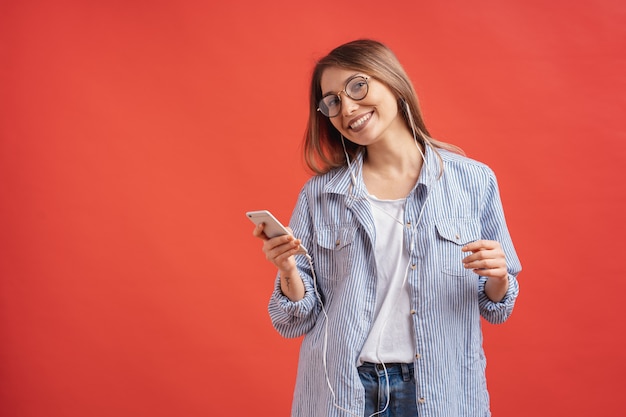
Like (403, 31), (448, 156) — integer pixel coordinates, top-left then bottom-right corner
(246, 210), (308, 255)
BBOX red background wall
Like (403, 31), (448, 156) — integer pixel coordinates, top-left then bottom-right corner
(1, 0), (625, 416)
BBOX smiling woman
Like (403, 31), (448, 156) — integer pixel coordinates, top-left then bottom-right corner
(305, 40), (464, 177)
(321, 68), (405, 149)
(251, 39), (521, 417)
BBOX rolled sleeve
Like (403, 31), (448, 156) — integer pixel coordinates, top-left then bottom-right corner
(478, 273), (520, 324)
(268, 272), (321, 338)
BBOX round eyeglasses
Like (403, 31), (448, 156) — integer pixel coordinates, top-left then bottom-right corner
(317, 76), (369, 118)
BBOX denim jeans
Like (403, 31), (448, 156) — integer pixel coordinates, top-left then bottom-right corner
(358, 362), (418, 417)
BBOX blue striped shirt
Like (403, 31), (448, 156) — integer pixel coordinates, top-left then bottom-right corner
(268, 146), (521, 417)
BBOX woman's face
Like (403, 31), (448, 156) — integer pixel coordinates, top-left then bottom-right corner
(320, 66), (406, 147)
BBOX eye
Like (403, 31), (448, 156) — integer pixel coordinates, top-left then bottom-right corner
(324, 95), (341, 108)
(347, 77), (368, 97)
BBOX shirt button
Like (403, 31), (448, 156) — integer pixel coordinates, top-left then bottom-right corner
(335, 239), (340, 246)
(410, 309), (416, 315)
(455, 234), (460, 240)
(415, 353), (422, 359)
(418, 398), (426, 404)
(410, 264), (417, 270)
(406, 222), (411, 227)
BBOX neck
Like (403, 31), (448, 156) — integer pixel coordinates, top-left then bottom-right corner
(362, 134), (425, 199)
(364, 133), (424, 177)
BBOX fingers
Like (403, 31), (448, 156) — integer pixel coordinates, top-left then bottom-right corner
(252, 223), (266, 239)
(462, 239), (499, 252)
(252, 223), (302, 269)
(461, 240), (507, 279)
(264, 236), (302, 270)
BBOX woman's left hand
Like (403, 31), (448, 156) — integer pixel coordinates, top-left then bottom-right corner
(461, 240), (508, 281)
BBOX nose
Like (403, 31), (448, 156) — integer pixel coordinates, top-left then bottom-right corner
(341, 95), (359, 116)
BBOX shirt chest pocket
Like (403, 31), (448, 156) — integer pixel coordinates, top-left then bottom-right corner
(315, 226), (357, 282)
(435, 219), (481, 276)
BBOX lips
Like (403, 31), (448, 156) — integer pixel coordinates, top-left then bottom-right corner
(348, 111), (373, 131)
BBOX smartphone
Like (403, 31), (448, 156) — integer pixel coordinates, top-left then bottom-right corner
(246, 210), (308, 254)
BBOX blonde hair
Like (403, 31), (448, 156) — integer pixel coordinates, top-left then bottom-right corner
(303, 39), (463, 175)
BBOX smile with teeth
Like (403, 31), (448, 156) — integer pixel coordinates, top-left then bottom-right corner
(349, 112), (372, 129)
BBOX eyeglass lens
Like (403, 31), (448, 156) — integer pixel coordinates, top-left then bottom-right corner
(318, 76), (369, 117)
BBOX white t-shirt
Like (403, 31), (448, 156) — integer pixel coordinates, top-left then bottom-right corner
(358, 194), (415, 365)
